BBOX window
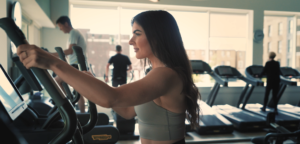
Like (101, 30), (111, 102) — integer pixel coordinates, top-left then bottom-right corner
(268, 42), (271, 52)
(287, 59), (290, 66)
(287, 40), (292, 53)
(209, 13), (248, 76)
(278, 59), (281, 64)
(201, 51), (205, 56)
(226, 51), (230, 57)
(71, 6), (249, 88)
(21, 21), (28, 39)
(238, 61), (243, 68)
(191, 51), (195, 56)
(289, 20), (293, 34)
(239, 52), (243, 58)
(221, 61), (225, 65)
(278, 41), (282, 53)
(268, 25), (272, 37)
(278, 23), (283, 35)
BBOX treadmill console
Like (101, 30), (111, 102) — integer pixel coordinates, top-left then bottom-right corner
(280, 67), (298, 77)
(190, 60), (204, 73)
(250, 67), (263, 76)
(0, 64), (27, 121)
(217, 67), (234, 76)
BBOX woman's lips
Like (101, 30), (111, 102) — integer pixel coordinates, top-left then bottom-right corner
(134, 48), (139, 52)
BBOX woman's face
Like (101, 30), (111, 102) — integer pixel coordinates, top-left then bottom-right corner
(129, 22), (153, 59)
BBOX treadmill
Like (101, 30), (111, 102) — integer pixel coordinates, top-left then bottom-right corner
(267, 67), (300, 116)
(188, 60), (234, 135)
(210, 65), (267, 132)
(243, 65), (300, 131)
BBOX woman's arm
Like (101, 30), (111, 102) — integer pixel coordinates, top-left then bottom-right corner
(81, 71), (136, 119)
(17, 44), (178, 108)
(112, 107), (136, 120)
(51, 62), (176, 108)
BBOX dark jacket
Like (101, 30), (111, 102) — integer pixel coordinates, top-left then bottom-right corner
(259, 60), (282, 86)
(108, 54), (131, 80)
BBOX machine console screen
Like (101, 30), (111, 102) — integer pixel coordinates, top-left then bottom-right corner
(218, 67), (233, 76)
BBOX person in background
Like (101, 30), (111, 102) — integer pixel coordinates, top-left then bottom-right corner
(52, 16), (87, 113)
(105, 45), (132, 87)
(257, 52), (282, 114)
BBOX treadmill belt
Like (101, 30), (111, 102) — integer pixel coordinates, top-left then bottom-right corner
(245, 104), (300, 121)
(201, 115), (226, 126)
(278, 104), (300, 116)
(230, 112), (264, 121)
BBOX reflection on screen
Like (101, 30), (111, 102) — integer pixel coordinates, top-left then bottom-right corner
(0, 69), (22, 112)
(218, 67), (233, 75)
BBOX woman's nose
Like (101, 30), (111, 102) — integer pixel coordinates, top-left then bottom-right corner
(129, 37), (134, 45)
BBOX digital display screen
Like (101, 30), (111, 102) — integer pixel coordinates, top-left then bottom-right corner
(250, 67), (263, 75)
(281, 68), (296, 76)
(0, 68), (23, 112)
(218, 67), (233, 76)
(191, 61), (203, 71)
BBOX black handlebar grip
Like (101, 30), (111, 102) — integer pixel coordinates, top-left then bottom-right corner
(72, 46), (87, 71)
(72, 46), (98, 134)
(55, 47), (67, 62)
(0, 18), (26, 46)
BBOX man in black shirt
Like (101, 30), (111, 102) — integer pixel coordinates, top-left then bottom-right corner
(258, 52), (282, 113)
(105, 45), (132, 87)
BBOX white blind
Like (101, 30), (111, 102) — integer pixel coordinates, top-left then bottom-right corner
(210, 13), (247, 38)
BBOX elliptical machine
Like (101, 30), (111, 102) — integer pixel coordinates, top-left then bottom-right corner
(0, 17), (119, 144)
(104, 68), (139, 140)
(251, 112), (300, 144)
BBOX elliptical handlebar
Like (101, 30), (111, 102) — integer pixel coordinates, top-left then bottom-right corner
(54, 47), (75, 103)
(72, 46), (98, 135)
(0, 17), (78, 144)
(55, 47), (68, 62)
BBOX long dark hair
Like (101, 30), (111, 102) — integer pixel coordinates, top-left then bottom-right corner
(132, 10), (201, 129)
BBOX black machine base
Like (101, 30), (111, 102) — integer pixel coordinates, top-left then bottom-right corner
(119, 134), (140, 140)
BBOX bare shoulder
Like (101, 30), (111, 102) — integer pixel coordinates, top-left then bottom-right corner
(146, 67), (182, 86)
(147, 67), (178, 77)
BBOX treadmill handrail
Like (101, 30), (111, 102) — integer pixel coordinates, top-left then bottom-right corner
(208, 72), (228, 86)
(279, 76), (297, 86)
(0, 17), (78, 144)
(238, 76), (263, 86)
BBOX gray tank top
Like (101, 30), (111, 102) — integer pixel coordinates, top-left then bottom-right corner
(134, 101), (186, 141)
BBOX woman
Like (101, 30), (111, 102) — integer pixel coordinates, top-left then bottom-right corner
(17, 10), (200, 144)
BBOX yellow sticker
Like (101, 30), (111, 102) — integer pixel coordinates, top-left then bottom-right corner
(92, 134), (112, 141)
